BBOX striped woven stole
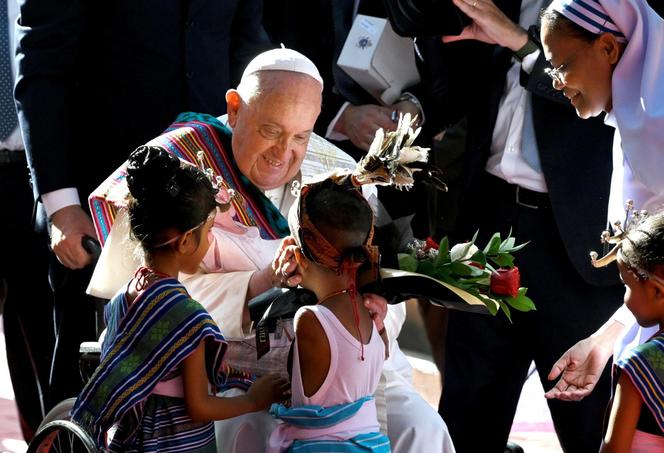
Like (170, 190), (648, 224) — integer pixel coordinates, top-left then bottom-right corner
(150, 112), (290, 240)
(617, 332), (664, 432)
(71, 279), (227, 447)
(88, 112), (289, 244)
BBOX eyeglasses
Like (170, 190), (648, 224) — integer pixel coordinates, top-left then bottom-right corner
(544, 47), (585, 86)
(545, 63), (567, 86)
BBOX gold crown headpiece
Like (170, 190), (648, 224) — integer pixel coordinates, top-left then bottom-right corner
(590, 200), (649, 268)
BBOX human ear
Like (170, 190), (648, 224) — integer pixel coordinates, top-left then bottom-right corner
(597, 33), (621, 65)
(176, 230), (196, 255)
(226, 89), (241, 128)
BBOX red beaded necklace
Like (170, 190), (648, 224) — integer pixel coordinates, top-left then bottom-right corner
(133, 266), (172, 292)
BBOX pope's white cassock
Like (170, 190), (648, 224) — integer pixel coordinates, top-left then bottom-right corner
(88, 126), (455, 453)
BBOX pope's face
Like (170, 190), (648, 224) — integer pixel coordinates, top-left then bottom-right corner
(228, 74), (322, 190)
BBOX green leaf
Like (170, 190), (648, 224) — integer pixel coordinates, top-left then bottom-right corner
(477, 293), (499, 316)
(489, 253), (514, 267)
(466, 289), (499, 316)
(505, 288), (536, 312)
(466, 264), (485, 277)
(471, 230), (479, 245)
(499, 236), (515, 252)
(439, 236), (450, 259)
(498, 300), (513, 322)
(398, 253), (418, 272)
(483, 233), (502, 255)
(449, 261), (474, 276)
(417, 260), (436, 276)
(469, 250), (487, 266)
(504, 241), (529, 253)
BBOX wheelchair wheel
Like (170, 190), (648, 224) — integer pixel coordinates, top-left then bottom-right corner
(38, 397), (77, 429)
(27, 420), (98, 453)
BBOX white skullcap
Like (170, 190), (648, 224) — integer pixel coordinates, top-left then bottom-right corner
(240, 48), (324, 87)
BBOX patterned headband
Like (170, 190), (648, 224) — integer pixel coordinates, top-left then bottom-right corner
(288, 176), (379, 274)
(550, 0), (627, 43)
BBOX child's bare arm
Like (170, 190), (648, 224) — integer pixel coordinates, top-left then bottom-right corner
(600, 372), (642, 453)
(182, 344), (289, 422)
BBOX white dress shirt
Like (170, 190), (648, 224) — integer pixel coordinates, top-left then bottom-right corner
(485, 0), (548, 193)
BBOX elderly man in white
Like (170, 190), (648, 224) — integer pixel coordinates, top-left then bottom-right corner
(89, 48), (454, 453)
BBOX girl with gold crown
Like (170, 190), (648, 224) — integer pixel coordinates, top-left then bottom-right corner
(590, 212), (664, 451)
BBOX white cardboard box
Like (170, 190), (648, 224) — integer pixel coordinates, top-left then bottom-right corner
(337, 15), (420, 105)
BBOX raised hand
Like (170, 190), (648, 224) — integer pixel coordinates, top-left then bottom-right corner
(442, 0), (529, 52)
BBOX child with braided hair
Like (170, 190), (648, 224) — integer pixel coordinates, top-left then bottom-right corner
(591, 212), (664, 452)
(71, 145), (289, 452)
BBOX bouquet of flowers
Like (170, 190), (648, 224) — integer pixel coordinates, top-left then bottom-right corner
(397, 232), (536, 321)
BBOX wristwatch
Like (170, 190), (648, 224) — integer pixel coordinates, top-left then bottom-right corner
(514, 38), (539, 62)
(397, 92), (425, 125)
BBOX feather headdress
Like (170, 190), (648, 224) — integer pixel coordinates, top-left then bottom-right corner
(351, 113), (447, 191)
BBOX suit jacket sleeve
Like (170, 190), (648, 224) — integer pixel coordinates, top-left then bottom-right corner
(14, 0), (84, 199)
(520, 51), (569, 105)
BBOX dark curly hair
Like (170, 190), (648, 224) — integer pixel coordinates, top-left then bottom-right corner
(621, 213), (664, 276)
(126, 145), (217, 253)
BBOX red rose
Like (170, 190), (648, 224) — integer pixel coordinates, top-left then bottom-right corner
(424, 236), (440, 251)
(490, 267), (520, 297)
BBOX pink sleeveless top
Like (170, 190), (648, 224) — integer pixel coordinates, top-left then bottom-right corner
(268, 304), (385, 451)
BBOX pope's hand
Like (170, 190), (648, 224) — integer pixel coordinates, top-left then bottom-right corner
(363, 293), (388, 332)
(50, 205), (98, 269)
(442, 0), (529, 52)
(545, 335), (614, 401)
(271, 236), (302, 287)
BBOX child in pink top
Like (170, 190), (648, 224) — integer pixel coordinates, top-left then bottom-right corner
(268, 178), (390, 452)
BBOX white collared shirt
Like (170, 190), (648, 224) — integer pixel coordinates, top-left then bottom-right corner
(485, 0), (548, 194)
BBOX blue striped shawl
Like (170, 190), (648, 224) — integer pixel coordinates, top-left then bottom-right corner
(270, 396), (390, 452)
(71, 279), (228, 447)
(617, 332), (664, 432)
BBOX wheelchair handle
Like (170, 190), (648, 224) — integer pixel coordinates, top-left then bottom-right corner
(81, 236), (101, 263)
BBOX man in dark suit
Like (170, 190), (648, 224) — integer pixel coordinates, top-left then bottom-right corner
(1, 0), (55, 441)
(417, 0), (624, 451)
(13, 0), (270, 413)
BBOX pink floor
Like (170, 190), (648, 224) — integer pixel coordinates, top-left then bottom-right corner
(0, 320), (27, 453)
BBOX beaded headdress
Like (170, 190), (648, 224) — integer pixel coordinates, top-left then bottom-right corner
(590, 199), (649, 268)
